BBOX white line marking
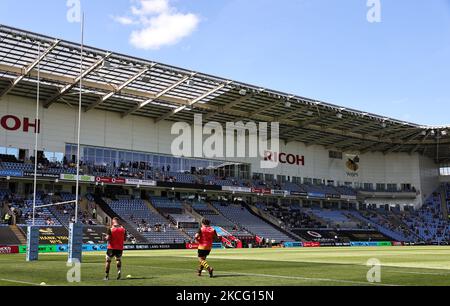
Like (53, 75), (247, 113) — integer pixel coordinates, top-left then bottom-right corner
(81, 263), (397, 286)
(0, 278), (44, 286)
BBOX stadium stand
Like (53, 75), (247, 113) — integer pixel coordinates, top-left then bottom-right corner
(107, 199), (189, 243)
(213, 202), (293, 243)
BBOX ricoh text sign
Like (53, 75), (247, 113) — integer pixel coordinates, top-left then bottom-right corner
(0, 115), (40, 134)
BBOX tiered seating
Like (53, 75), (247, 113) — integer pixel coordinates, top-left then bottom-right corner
(19, 200), (61, 227)
(256, 202), (324, 229)
(335, 186), (357, 196)
(400, 193), (450, 242)
(347, 210), (412, 242)
(213, 202), (293, 242)
(191, 202), (251, 237)
(0, 162), (77, 175)
(151, 197), (184, 214)
(309, 209), (359, 228)
(303, 184), (339, 196)
(108, 199), (188, 243)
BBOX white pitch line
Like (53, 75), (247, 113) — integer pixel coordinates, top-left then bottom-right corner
(81, 263), (397, 286)
(0, 278), (44, 286)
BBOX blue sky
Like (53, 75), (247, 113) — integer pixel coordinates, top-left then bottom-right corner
(1, 0), (449, 126)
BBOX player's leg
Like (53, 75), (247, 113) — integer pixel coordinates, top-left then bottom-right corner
(104, 251), (113, 280)
(199, 250), (213, 278)
(197, 255), (205, 276)
(116, 250), (123, 280)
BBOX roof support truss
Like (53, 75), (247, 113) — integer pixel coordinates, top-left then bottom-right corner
(203, 93), (254, 121)
(121, 72), (196, 118)
(154, 80), (232, 123)
(85, 66), (152, 112)
(0, 39), (60, 99)
(43, 52), (112, 108)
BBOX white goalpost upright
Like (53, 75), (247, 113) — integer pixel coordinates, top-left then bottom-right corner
(26, 14), (85, 263)
(26, 42), (41, 262)
(67, 11), (85, 264)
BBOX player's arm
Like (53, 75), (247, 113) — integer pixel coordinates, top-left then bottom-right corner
(104, 228), (112, 241)
(214, 230), (220, 240)
(195, 229), (201, 242)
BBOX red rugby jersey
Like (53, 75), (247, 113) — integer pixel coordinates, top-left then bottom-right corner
(107, 226), (126, 250)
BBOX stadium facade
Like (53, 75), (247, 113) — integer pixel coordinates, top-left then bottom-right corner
(1, 25), (449, 248)
(0, 95), (439, 208)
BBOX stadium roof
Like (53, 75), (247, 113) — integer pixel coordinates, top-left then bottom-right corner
(0, 24), (449, 163)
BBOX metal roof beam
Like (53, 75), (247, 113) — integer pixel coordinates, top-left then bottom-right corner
(0, 39), (60, 99)
(122, 73), (197, 118)
(203, 93), (254, 121)
(383, 131), (424, 154)
(154, 81), (232, 123)
(43, 52), (112, 108)
(85, 66), (152, 112)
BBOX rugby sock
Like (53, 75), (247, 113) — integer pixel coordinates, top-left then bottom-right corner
(200, 260), (210, 271)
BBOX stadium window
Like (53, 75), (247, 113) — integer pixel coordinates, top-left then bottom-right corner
(376, 183), (385, 191)
(387, 183), (397, 191)
(329, 150), (343, 159)
(363, 183), (373, 190)
(440, 164), (450, 176)
(2, 147), (19, 158)
(313, 178), (322, 185)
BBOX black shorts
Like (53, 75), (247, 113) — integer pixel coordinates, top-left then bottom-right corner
(106, 249), (123, 260)
(198, 249), (211, 258)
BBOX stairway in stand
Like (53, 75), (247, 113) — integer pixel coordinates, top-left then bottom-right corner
(10, 225), (27, 244)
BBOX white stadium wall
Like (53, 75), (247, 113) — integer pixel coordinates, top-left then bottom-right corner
(0, 95), (440, 207)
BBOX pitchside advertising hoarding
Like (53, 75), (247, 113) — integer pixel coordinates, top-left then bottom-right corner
(0, 169), (23, 177)
(60, 173), (95, 182)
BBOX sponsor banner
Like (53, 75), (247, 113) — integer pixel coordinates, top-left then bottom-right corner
(283, 242), (303, 248)
(82, 244), (107, 252)
(318, 242), (337, 247)
(23, 171), (59, 178)
(335, 242), (351, 247)
(289, 191), (308, 197)
(251, 188), (272, 195)
(60, 173), (95, 182)
(392, 241), (403, 246)
(271, 190), (289, 196)
(0, 169), (23, 177)
(293, 229), (393, 243)
(302, 241), (321, 248)
(125, 178), (156, 186)
(326, 194), (341, 199)
(340, 195), (357, 201)
(185, 242), (222, 249)
(157, 181), (222, 191)
(350, 241), (393, 247)
(0, 245), (19, 254)
(124, 243), (185, 250)
(307, 192), (326, 199)
(221, 186), (252, 193)
(95, 177), (126, 184)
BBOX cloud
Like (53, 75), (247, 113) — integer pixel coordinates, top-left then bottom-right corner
(112, 16), (138, 25)
(112, 0), (200, 50)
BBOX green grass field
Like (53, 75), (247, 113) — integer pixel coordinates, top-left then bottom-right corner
(1, 246), (450, 286)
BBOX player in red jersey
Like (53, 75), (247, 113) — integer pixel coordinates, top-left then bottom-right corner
(195, 219), (218, 278)
(104, 217), (127, 280)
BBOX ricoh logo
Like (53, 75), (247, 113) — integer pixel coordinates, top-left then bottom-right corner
(0, 115), (40, 134)
(171, 114), (280, 169)
(264, 151), (305, 167)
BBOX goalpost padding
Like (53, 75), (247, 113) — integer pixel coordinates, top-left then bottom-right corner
(26, 226), (39, 262)
(68, 222), (83, 263)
